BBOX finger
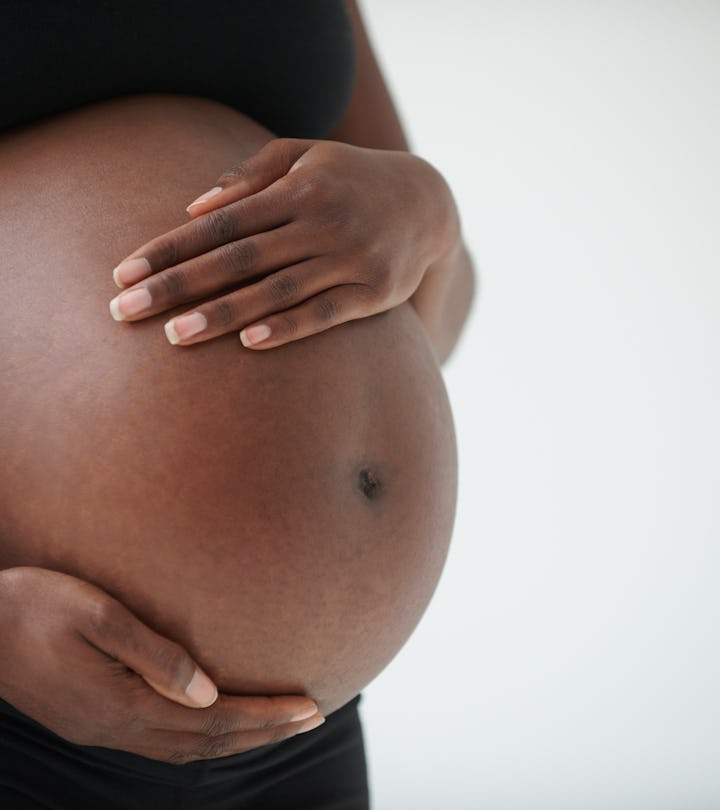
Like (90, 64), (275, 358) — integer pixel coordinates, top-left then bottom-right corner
(79, 595), (218, 709)
(112, 182), (293, 288)
(143, 693), (321, 736)
(110, 223), (312, 323)
(185, 138), (312, 217)
(138, 714), (325, 764)
(162, 258), (340, 346)
(240, 285), (378, 350)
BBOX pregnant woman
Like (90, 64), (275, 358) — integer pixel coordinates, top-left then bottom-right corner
(0, 2), (474, 808)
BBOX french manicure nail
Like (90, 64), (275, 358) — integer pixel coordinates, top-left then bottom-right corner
(239, 324), (271, 347)
(298, 715), (325, 734)
(165, 312), (208, 344)
(109, 288), (152, 320)
(185, 668), (218, 707)
(113, 257), (151, 287)
(186, 186), (223, 211)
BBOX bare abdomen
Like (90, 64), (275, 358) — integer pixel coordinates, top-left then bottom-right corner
(0, 96), (457, 716)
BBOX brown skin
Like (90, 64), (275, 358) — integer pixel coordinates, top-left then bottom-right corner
(0, 568), (322, 763)
(0, 103), (326, 763)
(109, 1), (475, 364)
(0, 3), (472, 763)
(0, 95), (457, 761)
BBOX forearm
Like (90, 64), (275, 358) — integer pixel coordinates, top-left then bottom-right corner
(335, 1), (475, 363)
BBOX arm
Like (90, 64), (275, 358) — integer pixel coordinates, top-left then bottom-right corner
(332, 0), (476, 363)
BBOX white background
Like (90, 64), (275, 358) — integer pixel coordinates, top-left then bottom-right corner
(358, 2), (720, 808)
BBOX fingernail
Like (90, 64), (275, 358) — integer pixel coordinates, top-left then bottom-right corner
(109, 288), (152, 321)
(113, 257), (151, 288)
(186, 186), (223, 211)
(185, 668), (218, 707)
(291, 704), (320, 723)
(239, 324), (271, 347)
(297, 715), (325, 734)
(165, 312), (208, 344)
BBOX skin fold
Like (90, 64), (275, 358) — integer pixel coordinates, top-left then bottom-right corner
(0, 95), (458, 719)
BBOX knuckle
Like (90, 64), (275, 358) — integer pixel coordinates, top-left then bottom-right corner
(311, 172), (333, 202)
(267, 273), (301, 306)
(298, 174), (346, 224)
(258, 715), (283, 731)
(213, 297), (238, 327)
(219, 239), (258, 278)
(315, 295), (339, 323)
(371, 276), (392, 302)
(294, 171), (326, 204)
(363, 252), (392, 295)
(156, 269), (187, 301)
(217, 162), (248, 185)
(152, 640), (191, 689)
(200, 712), (233, 738)
(278, 313), (298, 337)
(313, 139), (342, 159)
(149, 237), (180, 270)
(271, 137), (302, 169)
(203, 207), (238, 244)
(273, 137), (297, 157)
(195, 735), (232, 760)
(84, 596), (121, 638)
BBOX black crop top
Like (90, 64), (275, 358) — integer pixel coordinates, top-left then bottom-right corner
(1, 0), (355, 137)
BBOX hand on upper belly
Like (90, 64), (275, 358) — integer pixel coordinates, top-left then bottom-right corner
(108, 138), (452, 351)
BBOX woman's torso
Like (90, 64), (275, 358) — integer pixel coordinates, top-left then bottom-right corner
(0, 95), (457, 716)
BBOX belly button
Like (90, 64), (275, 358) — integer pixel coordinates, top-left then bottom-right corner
(357, 467), (382, 500)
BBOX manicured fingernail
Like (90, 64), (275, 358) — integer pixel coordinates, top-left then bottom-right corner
(291, 704), (320, 723)
(185, 668), (218, 707)
(165, 312), (208, 344)
(113, 257), (151, 288)
(109, 288), (152, 321)
(186, 186), (223, 211)
(297, 715), (325, 734)
(239, 324), (271, 347)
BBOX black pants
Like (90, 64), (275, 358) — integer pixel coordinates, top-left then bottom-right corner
(0, 695), (369, 809)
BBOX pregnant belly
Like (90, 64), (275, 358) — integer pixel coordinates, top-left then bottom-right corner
(0, 95), (457, 716)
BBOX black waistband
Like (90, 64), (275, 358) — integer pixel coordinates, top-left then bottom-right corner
(0, 694), (362, 790)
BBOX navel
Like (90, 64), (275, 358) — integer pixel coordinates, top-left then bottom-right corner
(357, 466), (382, 501)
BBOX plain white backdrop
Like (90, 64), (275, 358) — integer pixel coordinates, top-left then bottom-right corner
(357, 2), (720, 809)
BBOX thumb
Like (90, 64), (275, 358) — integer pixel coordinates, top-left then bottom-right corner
(185, 137), (313, 216)
(82, 596), (218, 709)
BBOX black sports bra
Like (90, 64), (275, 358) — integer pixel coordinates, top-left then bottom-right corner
(1, 0), (355, 137)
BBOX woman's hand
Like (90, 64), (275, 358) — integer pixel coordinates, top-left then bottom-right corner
(109, 138), (459, 349)
(0, 567), (323, 763)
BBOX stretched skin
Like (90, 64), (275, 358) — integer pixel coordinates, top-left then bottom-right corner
(0, 95), (457, 717)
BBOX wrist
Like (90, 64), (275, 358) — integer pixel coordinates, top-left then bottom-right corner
(411, 155), (461, 270)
